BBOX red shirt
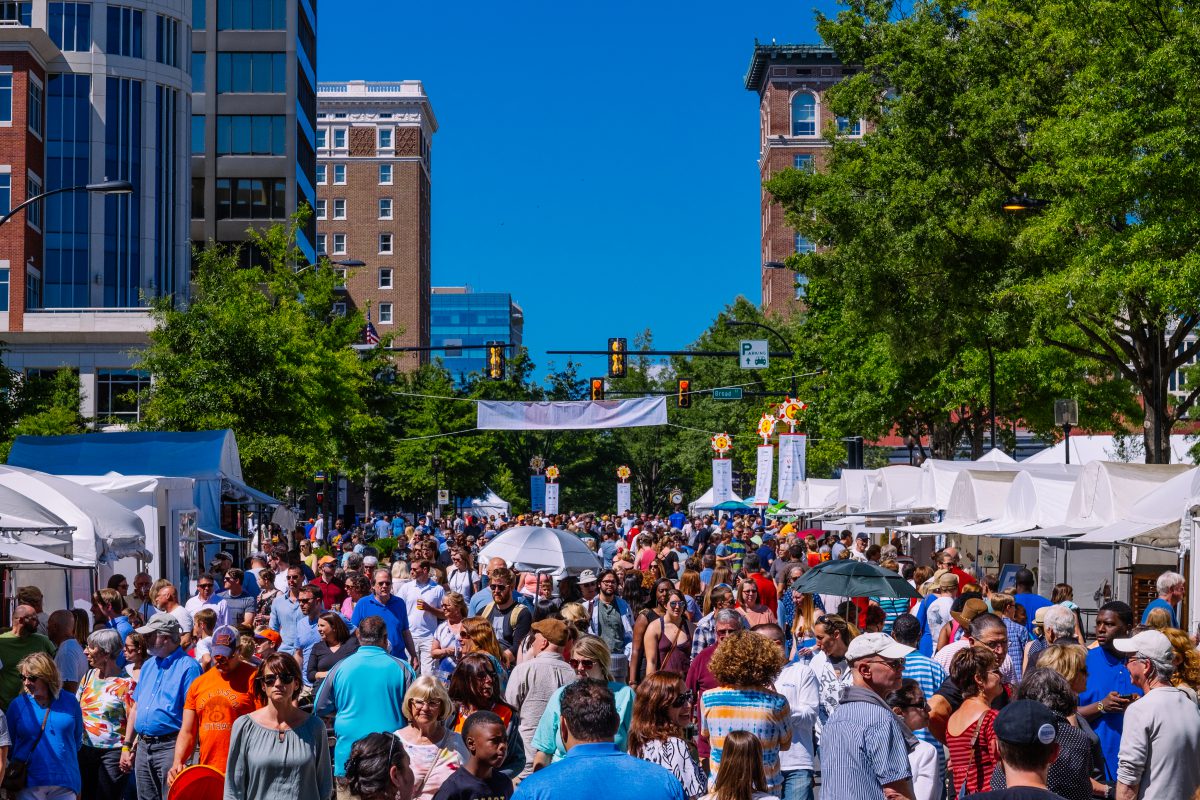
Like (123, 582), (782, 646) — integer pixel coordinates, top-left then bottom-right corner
(749, 572), (778, 612)
(951, 567), (976, 596)
(313, 576), (346, 610)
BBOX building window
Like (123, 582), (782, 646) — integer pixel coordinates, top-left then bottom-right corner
(106, 6), (143, 58)
(332, 128), (346, 149)
(192, 52), (206, 92)
(794, 233), (816, 254)
(214, 177), (286, 220)
(378, 268), (392, 289)
(191, 177), (203, 219)
(96, 369), (150, 423)
(316, 233), (326, 254)
(333, 164), (346, 184)
(216, 52), (287, 93)
(378, 302), (393, 324)
(27, 78), (42, 137)
(316, 127), (326, 149)
(191, 115), (205, 154)
(0, 2), (30, 25)
(0, 267), (8, 312)
(316, 198), (326, 219)
(378, 198), (392, 219)
(217, 0), (285, 30)
(378, 127), (393, 149)
(0, 173), (11, 216)
(332, 301), (346, 316)
(795, 274), (809, 300)
(332, 233), (346, 254)
(837, 116), (862, 136)
(214, 115), (286, 155)
(331, 198), (345, 219)
(45, 73), (91, 309)
(48, 3), (91, 51)
(26, 172), (41, 229)
(104, 76), (142, 308)
(0, 73), (12, 124)
(333, 268), (346, 288)
(155, 15), (179, 67)
(378, 233), (392, 254)
(793, 154), (813, 172)
(791, 92), (817, 137)
(154, 85), (178, 299)
(316, 164), (327, 184)
(379, 163), (392, 184)
(192, 0), (205, 29)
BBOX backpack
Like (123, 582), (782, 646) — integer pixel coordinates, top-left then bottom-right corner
(482, 601), (526, 646)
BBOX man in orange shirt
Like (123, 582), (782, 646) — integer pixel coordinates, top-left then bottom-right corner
(166, 625), (261, 782)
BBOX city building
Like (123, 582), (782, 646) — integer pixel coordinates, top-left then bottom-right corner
(744, 42), (863, 317)
(430, 286), (523, 383)
(315, 79), (434, 369)
(191, 0), (318, 266)
(0, 1), (192, 423)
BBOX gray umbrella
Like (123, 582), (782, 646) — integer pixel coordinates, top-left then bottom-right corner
(790, 558), (920, 599)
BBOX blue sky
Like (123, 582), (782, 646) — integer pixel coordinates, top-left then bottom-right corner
(318, 1), (843, 376)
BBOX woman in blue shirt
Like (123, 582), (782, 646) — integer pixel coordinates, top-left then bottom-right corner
(6, 652), (84, 800)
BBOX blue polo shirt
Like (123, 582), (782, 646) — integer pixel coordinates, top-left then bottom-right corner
(1078, 645), (1142, 781)
(350, 594), (411, 660)
(1140, 597), (1178, 627)
(314, 645), (415, 776)
(131, 646), (201, 736)
(512, 742), (685, 800)
(295, 615), (322, 686)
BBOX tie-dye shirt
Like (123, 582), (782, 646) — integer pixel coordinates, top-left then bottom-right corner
(76, 669), (135, 748)
(700, 687), (791, 791)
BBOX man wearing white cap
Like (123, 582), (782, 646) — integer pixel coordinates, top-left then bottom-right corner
(1113, 629), (1200, 800)
(819, 632), (917, 800)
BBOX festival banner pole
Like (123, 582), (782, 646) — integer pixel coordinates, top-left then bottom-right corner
(616, 465), (632, 515)
(711, 433), (733, 506)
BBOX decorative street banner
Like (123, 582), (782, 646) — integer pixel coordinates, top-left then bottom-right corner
(616, 483), (631, 515)
(777, 433), (807, 503)
(712, 459), (733, 505)
(545, 482), (560, 515)
(754, 445), (774, 506)
(477, 397), (667, 430)
(530, 474), (546, 513)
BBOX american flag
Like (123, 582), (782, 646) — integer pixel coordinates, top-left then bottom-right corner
(364, 308), (380, 346)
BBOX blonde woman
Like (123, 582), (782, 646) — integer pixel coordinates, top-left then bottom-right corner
(430, 593), (469, 683)
(7, 652), (84, 799)
(394, 677), (468, 800)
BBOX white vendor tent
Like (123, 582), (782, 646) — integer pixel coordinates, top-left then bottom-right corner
(1071, 467), (1200, 547)
(1022, 434), (1194, 465)
(786, 479), (841, 511)
(977, 448), (1016, 463)
(835, 469), (881, 513)
(1060, 461), (1192, 529)
(964, 467), (1083, 536)
(467, 488), (510, 518)
(906, 469), (1022, 534)
(865, 466), (924, 512)
(689, 486), (745, 515)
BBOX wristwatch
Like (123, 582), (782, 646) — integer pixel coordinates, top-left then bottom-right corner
(1096, 701), (1106, 714)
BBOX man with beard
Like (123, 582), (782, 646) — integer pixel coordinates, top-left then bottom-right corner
(0, 603), (55, 708)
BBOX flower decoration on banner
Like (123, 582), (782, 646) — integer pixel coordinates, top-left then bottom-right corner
(529, 455), (545, 474)
(710, 432), (733, 457)
(545, 465), (560, 482)
(616, 465), (632, 482)
(757, 413), (777, 444)
(776, 397), (809, 433)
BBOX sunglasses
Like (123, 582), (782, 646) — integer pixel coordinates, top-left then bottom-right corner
(900, 701), (930, 711)
(262, 672), (296, 687)
(198, 583), (214, 589)
(569, 658), (596, 670)
(20, 675), (36, 684)
(671, 690), (696, 708)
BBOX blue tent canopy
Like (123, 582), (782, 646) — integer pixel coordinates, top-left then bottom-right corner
(7, 429), (278, 538)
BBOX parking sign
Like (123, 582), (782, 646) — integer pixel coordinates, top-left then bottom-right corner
(739, 340), (769, 369)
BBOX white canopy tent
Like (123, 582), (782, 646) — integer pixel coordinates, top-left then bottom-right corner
(467, 488), (511, 518)
(1071, 467), (1200, 547)
(1060, 461), (1192, 530)
(964, 467), (1083, 537)
(865, 466), (924, 513)
(1022, 434), (1194, 465)
(906, 469), (1022, 535)
(786, 479), (840, 511)
(835, 469), (881, 513)
(689, 486), (745, 515)
(977, 448), (1016, 463)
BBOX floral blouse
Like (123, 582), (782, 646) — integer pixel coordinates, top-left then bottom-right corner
(76, 669), (135, 748)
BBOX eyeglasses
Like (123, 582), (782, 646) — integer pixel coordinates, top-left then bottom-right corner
(20, 675), (36, 684)
(870, 657), (905, 671)
(490, 584), (510, 592)
(411, 698), (443, 709)
(198, 583), (214, 590)
(671, 690), (696, 708)
(261, 672), (296, 687)
(298, 598), (315, 605)
(668, 601), (684, 608)
(569, 658), (596, 670)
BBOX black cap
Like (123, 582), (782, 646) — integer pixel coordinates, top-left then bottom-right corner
(856, 532), (870, 541)
(993, 700), (1057, 745)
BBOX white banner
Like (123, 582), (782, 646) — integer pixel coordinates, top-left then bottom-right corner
(545, 483), (560, 515)
(778, 433), (806, 503)
(477, 397), (667, 430)
(754, 445), (774, 506)
(712, 459), (733, 505)
(616, 483), (631, 515)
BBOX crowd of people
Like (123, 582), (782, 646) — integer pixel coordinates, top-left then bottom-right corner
(0, 508), (1197, 800)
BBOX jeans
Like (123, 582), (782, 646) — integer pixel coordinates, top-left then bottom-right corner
(610, 653), (629, 684)
(79, 745), (128, 800)
(134, 736), (178, 800)
(781, 769), (814, 800)
(17, 787), (76, 800)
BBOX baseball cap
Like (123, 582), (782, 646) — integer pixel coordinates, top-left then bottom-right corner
(993, 699), (1058, 745)
(934, 570), (959, 591)
(578, 569), (598, 585)
(136, 612), (182, 638)
(1112, 629), (1174, 664)
(363, 555), (379, 567)
(531, 618), (570, 646)
(216, 551), (234, 562)
(845, 632), (914, 662)
(856, 532), (870, 541)
(254, 628), (282, 645)
(211, 625), (239, 658)
(318, 555), (336, 567)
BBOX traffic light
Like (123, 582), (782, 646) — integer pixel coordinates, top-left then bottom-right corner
(486, 341), (505, 380)
(608, 337), (627, 378)
(590, 378), (605, 401)
(677, 379), (691, 408)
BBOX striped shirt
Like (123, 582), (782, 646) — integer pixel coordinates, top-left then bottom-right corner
(901, 652), (948, 749)
(819, 693), (913, 800)
(1001, 617), (1030, 683)
(873, 596), (911, 635)
(700, 687), (791, 792)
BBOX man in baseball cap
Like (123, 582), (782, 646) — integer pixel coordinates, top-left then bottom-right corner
(253, 628), (282, 661)
(136, 611), (183, 639)
(973, 699), (1063, 799)
(578, 569), (598, 602)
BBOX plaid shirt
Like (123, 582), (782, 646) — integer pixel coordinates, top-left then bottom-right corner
(1002, 616), (1031, 683)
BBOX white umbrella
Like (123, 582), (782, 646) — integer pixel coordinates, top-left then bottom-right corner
(477, 525), (600, 577)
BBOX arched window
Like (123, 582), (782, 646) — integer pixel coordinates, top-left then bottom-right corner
(791, 93), (816, 137)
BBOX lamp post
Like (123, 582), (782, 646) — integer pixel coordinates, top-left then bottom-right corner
(431, 454), (443, 517)
(905, 434), (917, 466)
(0, 179), (133, 228)
(1054, 399), (1079, 464)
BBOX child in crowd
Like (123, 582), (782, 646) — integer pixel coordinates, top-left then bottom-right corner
(432, 710), (513, 800)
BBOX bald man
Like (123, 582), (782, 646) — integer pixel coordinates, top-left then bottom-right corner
(0, 604), (56, 708)
(469, 557), (537, 616)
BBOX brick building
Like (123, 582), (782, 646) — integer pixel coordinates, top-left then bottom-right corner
(316, 80), (434, 369)
(744, 43), (863, 318)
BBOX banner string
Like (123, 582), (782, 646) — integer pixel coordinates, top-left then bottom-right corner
(394, 428), (480, 442)
(392, 373), (819, 403)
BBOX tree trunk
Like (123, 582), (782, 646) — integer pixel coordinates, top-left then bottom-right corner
(1136, 324), (1173, 464)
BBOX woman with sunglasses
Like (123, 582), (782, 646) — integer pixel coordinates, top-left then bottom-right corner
(809, 614), (856, 729)
(629, 672), (706, 799)
(395, 677), (468, 800)
(944, 645), (1002, 796)
(887, 679), (938, 800)
(6, 653), (84, 800)
(342, 731), (415, 800)
(458, 619), (509, 693)
(735, 579), (776, 628)
(645, 590), (692, 678)
(122, 632), (148, 681)
(446, 653), (524, 778)
(224, 653), (332, 800)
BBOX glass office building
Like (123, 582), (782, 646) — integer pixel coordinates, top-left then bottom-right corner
(431, 288), (524, 383)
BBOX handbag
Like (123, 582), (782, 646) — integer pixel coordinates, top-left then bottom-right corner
(955, 714), (985, 799)
(3, 696), (50, 793)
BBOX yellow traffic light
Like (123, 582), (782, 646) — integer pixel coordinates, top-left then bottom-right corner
(590, 378), (605, 401)
(486, 341), (505, 380)
(678, 379), (691, 408)
(608, 337), (627, 378)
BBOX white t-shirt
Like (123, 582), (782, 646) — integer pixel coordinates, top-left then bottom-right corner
(909, 738), (939, 800)
(396, 579), (445, 638)
(167, 603), (194, 633)
(927, 596), (954, 644)
(184, 595), (218, 616)
(194, 636), (212, 661)
(55, 639), (88, 684)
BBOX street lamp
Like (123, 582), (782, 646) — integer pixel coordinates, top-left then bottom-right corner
(1001, 194), (1049, 213)
(0, 179), (133, 227)
(1054, 399), (1079, 464)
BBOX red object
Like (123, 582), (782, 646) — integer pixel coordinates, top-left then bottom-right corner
(749, 572), (778, 612)
(168, 765), (224, 800)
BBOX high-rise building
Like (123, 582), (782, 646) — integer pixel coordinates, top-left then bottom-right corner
(0, 1), (192, 422)
(316, 80), (434, 369)
(744, 43), (862, 317)
(430, 286), (523, 383)
(190, 0), (318, 265)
